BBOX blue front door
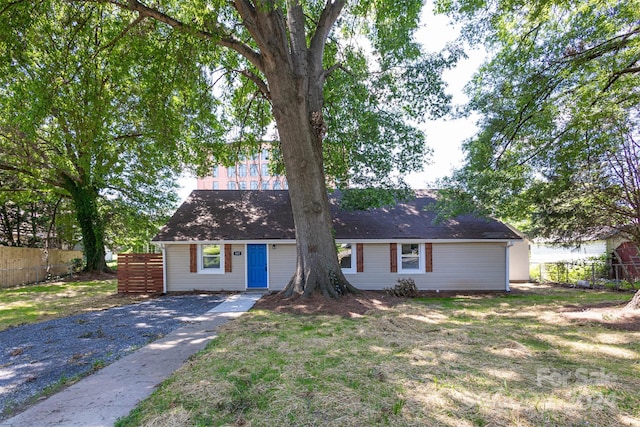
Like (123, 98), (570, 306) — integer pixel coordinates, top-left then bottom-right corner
(247, 244), (268, 289)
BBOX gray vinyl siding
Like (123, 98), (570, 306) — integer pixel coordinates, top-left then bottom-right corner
(267, 244), (296, 290)
(347, 244), (397, 290)
(164, 241), (507, 292)
(347, 242), (506, 291)
(426, 243), (506, 291)
(165, 244), (246, 292)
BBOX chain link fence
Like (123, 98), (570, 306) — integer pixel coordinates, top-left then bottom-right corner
(530, 259), (639, 290)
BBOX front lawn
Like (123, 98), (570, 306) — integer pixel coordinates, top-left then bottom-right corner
(116, 284), (640, 426)
(0, 276), (150, 331)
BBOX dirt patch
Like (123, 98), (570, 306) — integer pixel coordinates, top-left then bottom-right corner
(253, 288), (515, 317)
(254, 285), (640, 331)
(562, 304), (640, 331)
(252, 291), (403, 317)
(61, 271), (117, 282)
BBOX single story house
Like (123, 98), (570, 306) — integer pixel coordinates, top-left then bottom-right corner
(152, 190), (523, 293)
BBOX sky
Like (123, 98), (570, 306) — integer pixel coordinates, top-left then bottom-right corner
(177, 3), (484, 202)
(406, 3), (484, 188)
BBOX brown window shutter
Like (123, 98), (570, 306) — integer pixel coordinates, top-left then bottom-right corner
(390, 243), (397, 273)
(356, 243), (364, 272)
(225, 244), (232, 273)
(189, 244), (197, 273)
(425, 243), (433, 272)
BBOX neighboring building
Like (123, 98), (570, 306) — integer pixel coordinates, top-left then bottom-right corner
(605, 231), (640, 281)
(152, 190), (523, 293)
(197, 146), (288, 191)
(509, 237), (530, 283)
(530, 240), (607, 263)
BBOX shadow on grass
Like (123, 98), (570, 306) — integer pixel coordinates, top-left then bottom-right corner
(116, 285), (640, 426)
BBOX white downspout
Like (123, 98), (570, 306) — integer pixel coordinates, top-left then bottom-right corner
(505, 241), (514, 292)
(161, 245), (167, 294)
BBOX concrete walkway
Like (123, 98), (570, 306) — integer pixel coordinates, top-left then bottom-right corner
(0, 292), (263, 427)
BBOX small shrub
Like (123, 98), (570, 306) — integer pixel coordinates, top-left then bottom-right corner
(385, 278), (418, 298)
(70, 258), (84, 273)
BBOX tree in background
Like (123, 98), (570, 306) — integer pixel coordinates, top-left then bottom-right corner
(435, 0), (640, 247)
(0, 2), (223, 271)
(0, 172), (79, 249)
(41, 0), (459, 297)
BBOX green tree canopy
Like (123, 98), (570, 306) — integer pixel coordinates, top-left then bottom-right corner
(2, 0), (458, 294)
(0, 1), (225, 270)
(0, 172), (78, 249)
(435, 0), (640, 246)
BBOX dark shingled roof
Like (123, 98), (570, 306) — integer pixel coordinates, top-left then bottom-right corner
(152, 190), (521, 242)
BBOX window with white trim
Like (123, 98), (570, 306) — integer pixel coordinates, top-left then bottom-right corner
(338, 243), (357, 274)
(398, 243), (424, 273)
(200, 244), (224, 273)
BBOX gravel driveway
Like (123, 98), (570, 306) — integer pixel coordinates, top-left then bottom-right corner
(0, 294), (224, 420)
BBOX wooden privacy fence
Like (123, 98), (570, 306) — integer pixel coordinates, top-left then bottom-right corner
(0, 247), (83, 288)
(117, 253), (164, 293)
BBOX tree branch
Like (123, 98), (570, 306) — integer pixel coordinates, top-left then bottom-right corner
(310, 0), (345, 53)
(82, 0), (265, 72)
(231, 0), (284, 73)
(323, 62), (343, 79)
(0, 0), (29, 16)
(287, 0), (307, 74)
(309, 0), (345, 80)
(614, 65), (640, 76)
(92, 14), (146, 59)
(561, 25), (640, 64)
(601, 53), (640, 93)
(237, 69), (270, 99)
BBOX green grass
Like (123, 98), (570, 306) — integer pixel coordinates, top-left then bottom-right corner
(115, 285), (640, 427)
(0, 278), (148, 331)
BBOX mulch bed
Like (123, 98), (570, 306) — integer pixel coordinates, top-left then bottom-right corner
(252, 291), (404, 317)
(253, 289), (510, 317)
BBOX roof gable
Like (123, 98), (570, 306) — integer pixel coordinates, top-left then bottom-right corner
(152, 190), (521, 242)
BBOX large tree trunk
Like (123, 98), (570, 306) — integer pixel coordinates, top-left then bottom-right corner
(266, 57), (358, 298)
(65, 180), (107, 273)
(276, 104), (358, 298)
(625, 290), (640, 311)
(239, 1), (358, 299)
